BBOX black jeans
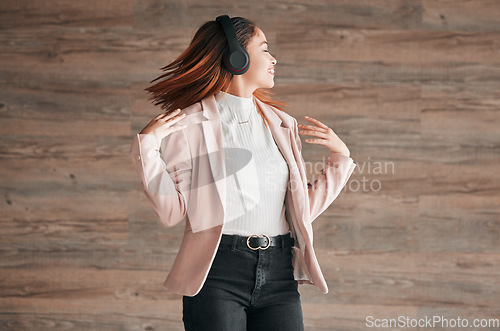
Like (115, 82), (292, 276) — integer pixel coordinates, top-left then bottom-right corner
(182, 233), (305, 331)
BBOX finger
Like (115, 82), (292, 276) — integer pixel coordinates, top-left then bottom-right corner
(298, 129), (328, 138)
(298, 124), (328, 132)
(158, 108), (180, 119)
(156, 112), (168, 119)
(304, 116), (329, 129)
(304, 138), (326, 144)
(169, 108), (182, 117)
(163, 112), (186, 123)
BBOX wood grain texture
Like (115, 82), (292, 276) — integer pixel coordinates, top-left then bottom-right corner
(1, 0), (499, 330)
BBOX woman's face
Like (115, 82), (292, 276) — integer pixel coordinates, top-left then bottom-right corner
(243, 27), (277, 90)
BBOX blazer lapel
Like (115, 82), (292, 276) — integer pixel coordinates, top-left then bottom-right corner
(256, 97), (308, 238)
(200, 95), (227, 220)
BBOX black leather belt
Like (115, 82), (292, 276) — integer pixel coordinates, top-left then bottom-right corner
(219, 233), (294, 250)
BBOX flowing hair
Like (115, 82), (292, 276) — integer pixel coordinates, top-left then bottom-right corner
(144, 16), (287, 129)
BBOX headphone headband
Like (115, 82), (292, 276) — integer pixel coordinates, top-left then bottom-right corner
(216, 15), (250, 75)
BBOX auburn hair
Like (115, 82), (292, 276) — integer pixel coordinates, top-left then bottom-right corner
(144, 16), (287, 129)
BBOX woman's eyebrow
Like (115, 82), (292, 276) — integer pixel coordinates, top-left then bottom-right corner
(260, 41), (268, 46)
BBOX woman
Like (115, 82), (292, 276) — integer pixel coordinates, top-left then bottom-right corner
(129, 15), (356, 331)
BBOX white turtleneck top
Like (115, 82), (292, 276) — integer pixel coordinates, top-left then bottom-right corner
(215, 90), (291, 237)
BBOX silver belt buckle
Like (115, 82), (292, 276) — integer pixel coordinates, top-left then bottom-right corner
(246, 234), (271, 250)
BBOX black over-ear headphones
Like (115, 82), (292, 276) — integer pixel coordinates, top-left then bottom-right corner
(216, 15), (250, 75)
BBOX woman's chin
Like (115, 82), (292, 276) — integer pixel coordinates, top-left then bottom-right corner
(257, 78), (275, 89)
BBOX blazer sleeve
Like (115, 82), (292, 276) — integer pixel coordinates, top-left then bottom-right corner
(129, 130), (192, 228)
(292, 117), (356, 223)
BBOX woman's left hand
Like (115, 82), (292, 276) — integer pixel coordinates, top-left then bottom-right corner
(297, 116), (350, 157)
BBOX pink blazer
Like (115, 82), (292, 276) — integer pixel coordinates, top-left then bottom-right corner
(129, 93), (356, 297)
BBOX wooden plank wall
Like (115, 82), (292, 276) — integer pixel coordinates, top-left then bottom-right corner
(1, 1), (499, 330)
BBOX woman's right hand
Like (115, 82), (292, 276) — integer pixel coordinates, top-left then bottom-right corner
(139, 108), (187, 141)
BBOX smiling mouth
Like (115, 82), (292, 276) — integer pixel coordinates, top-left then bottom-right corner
(268, 68), (275, 76)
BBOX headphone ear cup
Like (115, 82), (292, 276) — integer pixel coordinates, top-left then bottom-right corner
(225, 48), (250, 75)
(216, 15), (250, 75)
